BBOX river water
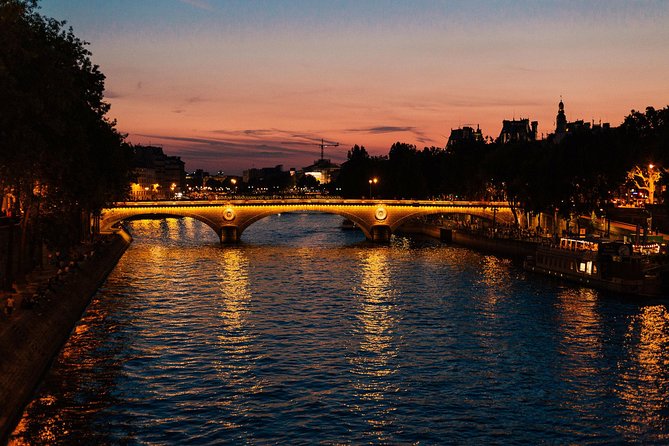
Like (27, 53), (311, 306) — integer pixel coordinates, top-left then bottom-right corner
(10, 213), (669, 445)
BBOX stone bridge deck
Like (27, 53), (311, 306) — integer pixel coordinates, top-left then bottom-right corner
(100, 199), (516, 243)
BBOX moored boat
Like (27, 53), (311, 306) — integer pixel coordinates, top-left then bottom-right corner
(524, 237), (669, 297)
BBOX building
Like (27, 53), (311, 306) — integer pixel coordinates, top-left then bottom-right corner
(129, 145), (185, 200)
(551, 99), (610, 143)
(242, 165), (294, 193)
(446, 125), (484, 148)
(302, 158), (340, 185)
(498, 118), (538, 144)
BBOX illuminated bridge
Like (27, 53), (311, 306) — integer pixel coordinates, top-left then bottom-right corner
(99, 199), (516, 243)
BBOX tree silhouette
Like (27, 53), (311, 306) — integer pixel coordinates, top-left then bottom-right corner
(0, 0), (130, 259)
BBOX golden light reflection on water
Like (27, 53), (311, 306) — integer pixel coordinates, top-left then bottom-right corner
(215, 248), (261, 427)
(552, 287), (609, 424)
(615, 304), (669, 441)
(350, 248), (398, 439)
(9, 395), (60, 446)
(480, 255), (513, 308)
(556, 287), (603, 362)
(218, 249), (252, 336)
(10, 289), (116, 445)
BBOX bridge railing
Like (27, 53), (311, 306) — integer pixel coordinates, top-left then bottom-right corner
(110, 199), (512, 208)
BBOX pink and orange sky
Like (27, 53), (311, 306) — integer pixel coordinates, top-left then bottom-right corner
(41, 0), (669, 174)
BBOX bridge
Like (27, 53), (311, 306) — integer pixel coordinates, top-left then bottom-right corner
(99, 199), (517, 243)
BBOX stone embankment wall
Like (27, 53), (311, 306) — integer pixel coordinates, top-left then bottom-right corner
(0, 230), (131, 443)
(397, 223), (537, 259)
(449, 229), (537, 259)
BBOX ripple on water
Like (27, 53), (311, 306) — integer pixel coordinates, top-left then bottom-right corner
(10, 215), (669, 445)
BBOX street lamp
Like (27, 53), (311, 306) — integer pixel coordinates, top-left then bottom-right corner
(368, 177), (378, 198)
(230, 178), (237, 195)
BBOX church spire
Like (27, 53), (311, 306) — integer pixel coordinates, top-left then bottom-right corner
(556, 96), (567, 137)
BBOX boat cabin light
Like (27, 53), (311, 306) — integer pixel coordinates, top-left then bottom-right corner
(559, 237), (599, 252)
(632, 243), (660, 255)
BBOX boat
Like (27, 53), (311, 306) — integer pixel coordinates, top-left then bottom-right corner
(341, 219), (357, 230)
(523, 236), (669, 297)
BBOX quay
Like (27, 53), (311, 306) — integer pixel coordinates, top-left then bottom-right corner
(0, 232), (131, 443)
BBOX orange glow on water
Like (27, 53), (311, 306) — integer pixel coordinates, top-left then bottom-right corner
(350, 248), (398, 441)
(615, 305), (669, 441)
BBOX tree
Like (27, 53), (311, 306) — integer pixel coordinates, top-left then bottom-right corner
(336, 145), (373, 197)
(0, 0), (130, 273)
(627, 164), (663, 204)
(387, 142), (427, 198)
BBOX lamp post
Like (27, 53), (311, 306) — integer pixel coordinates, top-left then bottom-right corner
(368, 177), (378, 199)
(230, 178), (237, 195)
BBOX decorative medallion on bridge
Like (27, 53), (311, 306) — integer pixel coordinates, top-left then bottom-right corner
(375, 206), (387, 221)
(223, 208), (236, 221)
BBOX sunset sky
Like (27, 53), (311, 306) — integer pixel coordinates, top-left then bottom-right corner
(40, 0), (669, 174)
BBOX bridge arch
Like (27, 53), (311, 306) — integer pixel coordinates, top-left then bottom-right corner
(233, 208), (374, 241)
(99, 208), (221, 238)
(388, 206), (517, 233)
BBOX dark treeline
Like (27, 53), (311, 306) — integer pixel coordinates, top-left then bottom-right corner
(334, 106), (669, 218)
(0, 0), (130, 275)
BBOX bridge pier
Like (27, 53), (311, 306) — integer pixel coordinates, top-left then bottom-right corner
(220, 226), (239, 244)
(370, 225), (392, 243)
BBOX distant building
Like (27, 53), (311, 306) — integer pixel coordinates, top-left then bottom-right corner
(185, 169), (208, 189)
(130, 145), (185, 200)
(243, 165), (286, 184)
(550, 99), (610, 143)
(302, 158), (340, 185)
(447, 125), (484, 148)
(498, 118), (538, 144)
(555, 99), (567, 142)
(243, 165), (294, 193)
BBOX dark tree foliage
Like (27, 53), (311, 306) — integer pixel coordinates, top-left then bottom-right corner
(0, 0), (130, 252)
(442, 137), (490, 199)
(337, 145), (373, 198)
(387, 142), (428, 198)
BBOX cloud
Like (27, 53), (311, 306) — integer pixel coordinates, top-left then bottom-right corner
(344, 125), (436, 144)
(130, 131), (352, 173)
(179, 0), (214, 12)
(416, 136), (436, 144)
(105, 90), (123, 99)
(134, 133), (346, 159)
(346, 126), (416, 134)
(212, 128), (334, 144)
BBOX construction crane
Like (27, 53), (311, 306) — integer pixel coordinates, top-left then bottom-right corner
(282, 138), (340, 161)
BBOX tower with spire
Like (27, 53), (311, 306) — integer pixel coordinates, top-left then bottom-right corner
(554, 97), (567, 143)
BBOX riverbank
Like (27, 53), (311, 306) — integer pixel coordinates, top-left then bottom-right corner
(397, 223), (538, 259)
(0, 230), (131, 443)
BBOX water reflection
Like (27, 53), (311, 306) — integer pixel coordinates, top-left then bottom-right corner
(350, 248), (399, 440)
(11, 214), (669, 444)
(616, 304), (669, 441)
(553, 286), (607, 424)
(480, 255), (513, 308)
(215, 248), (261, 430)
(555, 287), (603, 363)
(9, 293), (128, 445)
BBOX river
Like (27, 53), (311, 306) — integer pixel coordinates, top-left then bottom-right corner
(9, 213), (669, 444)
